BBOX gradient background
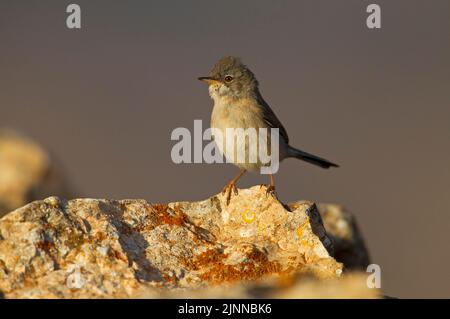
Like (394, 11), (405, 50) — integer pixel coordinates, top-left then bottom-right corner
(1, 0), (449, 298)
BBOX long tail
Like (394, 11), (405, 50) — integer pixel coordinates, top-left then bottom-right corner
(287, 146), (339, 169)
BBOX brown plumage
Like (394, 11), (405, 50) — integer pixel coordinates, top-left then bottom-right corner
(199, 56), (338, 204)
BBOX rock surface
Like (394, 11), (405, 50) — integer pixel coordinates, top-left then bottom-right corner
(318, 203), (371, 270)
(0, 130), (73, 218)
(0, 186), (375, 298)
(146, 272), (378, 299)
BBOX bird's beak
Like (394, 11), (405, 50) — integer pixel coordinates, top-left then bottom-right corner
(198, 76), (221, 85)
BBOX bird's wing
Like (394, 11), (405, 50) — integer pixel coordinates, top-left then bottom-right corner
(257, 94), (290, 144)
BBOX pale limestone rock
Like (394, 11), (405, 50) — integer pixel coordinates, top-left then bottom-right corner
(146, 273), (378, 299)
(0, 186), (375, 298)
(318, 203), (371, 270)
(0, 130), (73, 218)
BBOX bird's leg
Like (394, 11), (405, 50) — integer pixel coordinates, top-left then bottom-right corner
(262, 174), (277, 198)
(222, 169), (247, 205)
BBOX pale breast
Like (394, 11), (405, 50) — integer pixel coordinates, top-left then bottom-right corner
(210, 98), (273, 170)
(211, 98), (267, 131)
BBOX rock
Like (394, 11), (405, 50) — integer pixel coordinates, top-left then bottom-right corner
(0, 186), (377, 298)
(137, 272), (378, 299)
(0, 130), (73, 218)
(259, 273), (378, 299)
(318, 204), (371, 270)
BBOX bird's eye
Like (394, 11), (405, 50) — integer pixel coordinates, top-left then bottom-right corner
(224, 75), (233, 82)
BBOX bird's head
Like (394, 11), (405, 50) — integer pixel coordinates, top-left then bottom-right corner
(198, 56), (258, 101)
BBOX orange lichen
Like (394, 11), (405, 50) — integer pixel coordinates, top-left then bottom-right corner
(194, 247), (282, 284)
(152, 204), (188, 227)
(192, 248), (227, 270)
(36, 240), (56, 251)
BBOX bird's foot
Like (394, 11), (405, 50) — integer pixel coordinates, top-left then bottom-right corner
(260, 184), (277, 199)
(222, 182), (238, 205)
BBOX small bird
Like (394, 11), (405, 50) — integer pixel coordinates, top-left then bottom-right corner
(199, 56), (338, 204)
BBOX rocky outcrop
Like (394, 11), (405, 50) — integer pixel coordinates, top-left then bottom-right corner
(318, 203), (371, 270)
(0, 130), (73, 218)
(0, 186), (375, 298)
(138, 272), (377, 299)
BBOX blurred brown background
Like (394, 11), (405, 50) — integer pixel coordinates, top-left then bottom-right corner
(1, 0), (449, 298)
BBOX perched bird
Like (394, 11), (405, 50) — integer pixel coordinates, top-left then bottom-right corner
(198, 56), (338, 204)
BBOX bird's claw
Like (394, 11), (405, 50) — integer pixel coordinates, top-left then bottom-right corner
(222, 182), (238, 205)
(261, 184), (277, 199)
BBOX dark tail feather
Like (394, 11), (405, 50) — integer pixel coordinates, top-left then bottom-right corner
(287, 146), (339, 169)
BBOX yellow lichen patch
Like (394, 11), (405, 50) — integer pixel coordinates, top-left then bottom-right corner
(257, 222), (265, 234)
(241, 209), (256, 224)
(296, 220), (310, 241)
